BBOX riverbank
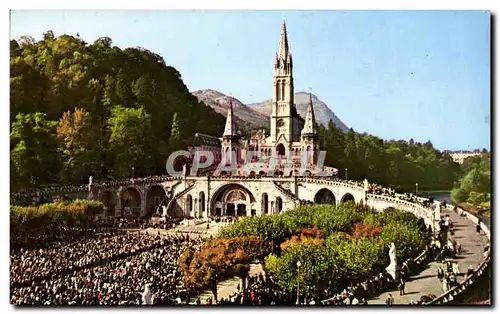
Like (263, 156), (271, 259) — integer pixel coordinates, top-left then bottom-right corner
(456, 203), (490, 217)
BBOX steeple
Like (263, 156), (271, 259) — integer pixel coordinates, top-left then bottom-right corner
(223, 96), (236, 138)
(271, 20), (295, 145)
(278, 21), (289, 60)
(301, 90), (317, 137)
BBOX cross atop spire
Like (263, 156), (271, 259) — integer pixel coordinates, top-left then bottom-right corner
(278, 20), (289, 60)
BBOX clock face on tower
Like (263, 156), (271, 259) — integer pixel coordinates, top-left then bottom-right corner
(277, 118), (285, 127)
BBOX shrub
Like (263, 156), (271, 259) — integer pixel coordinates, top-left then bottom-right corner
(10, 199), (104, 250)
(178, 236), (271, 290)
(348, 223), (383, 239)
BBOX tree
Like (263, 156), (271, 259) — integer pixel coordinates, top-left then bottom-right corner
(93, 36), (112, 49)
(169, 112), (183, 151)
(57, 108), (101, 183)
(379, 221), (426, 261)
(42, 30), (55, 41)
(10, 112), (60, 190)
(107, 106), (155, 178)
(327, 236), (386, 279)
(264, 240), (339, 298)
(451, 187), (468, 204)
(451, 153), (490, 208)
(459, 168), (489, 195)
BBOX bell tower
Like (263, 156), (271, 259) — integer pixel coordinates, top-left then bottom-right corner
(271, 21), (295, 151)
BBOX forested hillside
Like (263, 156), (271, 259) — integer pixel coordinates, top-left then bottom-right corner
(10, 32), (225, 191)
(318, 122), (461, 192)
(451, 152), (491, 213)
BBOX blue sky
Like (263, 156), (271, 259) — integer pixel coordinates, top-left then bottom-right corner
(10, 10), (490, 151)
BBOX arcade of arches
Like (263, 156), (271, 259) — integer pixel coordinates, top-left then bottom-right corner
(313, 189), (355, 206)
(99, 184), (356, 219)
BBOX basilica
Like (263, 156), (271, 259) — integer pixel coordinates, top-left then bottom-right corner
(193, 22), (334, 177)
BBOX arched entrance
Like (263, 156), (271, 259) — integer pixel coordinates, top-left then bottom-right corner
(314, 188), (336, 205)
(262, 193), (269, 215)
(100, 190), (116, 216)
(341, 193), (355, 204)
(276, 143), (285, 156)
(146, 186), (166, 217)
(276, 197), (283, 213)
(120, 187), (141, 217)
(211, 184), (256, 217)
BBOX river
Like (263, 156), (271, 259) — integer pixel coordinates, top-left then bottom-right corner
(430, 192), (490, 229)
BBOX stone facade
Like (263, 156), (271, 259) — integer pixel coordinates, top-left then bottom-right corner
(215, 21), (326, 175)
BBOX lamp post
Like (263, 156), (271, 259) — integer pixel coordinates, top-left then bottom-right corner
(296, 261), (302, 305)
(415, 182), (418, 197)
(345, 168), (348, 182)
(132, 167), (135, 179)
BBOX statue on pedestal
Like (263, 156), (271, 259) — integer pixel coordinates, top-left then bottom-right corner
(363, 178), (369, 192)
(142, 283), (152, 305)
(385, 242), (398, 281)
(88, 176), (94, 200)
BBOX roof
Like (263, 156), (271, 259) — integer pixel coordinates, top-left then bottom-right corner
(194, 133), (221, 148)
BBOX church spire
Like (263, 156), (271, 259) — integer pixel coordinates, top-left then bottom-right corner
(223, 95), (236, 138)
(301, 89), (317, 136)
(278, 20), (289, 60)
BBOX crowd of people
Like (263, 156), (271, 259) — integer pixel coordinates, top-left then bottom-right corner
(94, 217), (181, 230)
(10, 221), (205, 305)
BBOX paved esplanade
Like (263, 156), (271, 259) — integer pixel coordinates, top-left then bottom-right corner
(370, 206), (487, 304)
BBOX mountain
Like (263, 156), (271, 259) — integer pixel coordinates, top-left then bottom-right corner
(192, 89), (270, 134)
(248, 92), (349, 132)
(193, 89), (349, 134)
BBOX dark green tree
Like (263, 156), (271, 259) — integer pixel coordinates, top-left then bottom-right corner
(10, 113), (60, 189)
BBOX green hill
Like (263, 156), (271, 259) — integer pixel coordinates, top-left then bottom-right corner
(10, 32), (225, 190)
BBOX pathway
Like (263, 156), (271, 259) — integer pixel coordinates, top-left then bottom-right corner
(369, 206), (487, 304)
(189, 263), (264, 304)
